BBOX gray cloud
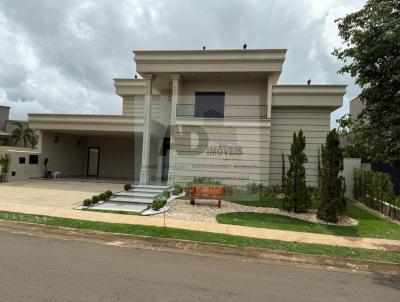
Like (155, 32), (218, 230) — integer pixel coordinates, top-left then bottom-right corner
(0, 0), (364, 125)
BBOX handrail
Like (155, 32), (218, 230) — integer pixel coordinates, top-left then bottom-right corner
(176, 104), (268, 118)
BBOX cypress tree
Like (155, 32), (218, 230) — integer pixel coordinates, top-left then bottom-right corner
(281, 152), (286, 191)
(317, 146), (321, 188)
(317, 129), (347, 223)
(283, 130), (310, 213)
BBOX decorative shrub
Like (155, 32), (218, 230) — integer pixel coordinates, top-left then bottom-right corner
(83, 199), (92, 206)
(272, 185), (281, 194)
(105, 190), (113, 198)
(283, 130), (310, 213)
(152, 195), (168, 211)
(353, 168), (395, 206)
(124, 184), (132, 191)
(317, 129), (346, 223)
(92, 195), (100, 204)
(260, 187), (275, 198)
(246, 183), (263, 194)
(162, 190), (171, 198)
(99, 193), (107, 200)
(172, 184), (183, 195)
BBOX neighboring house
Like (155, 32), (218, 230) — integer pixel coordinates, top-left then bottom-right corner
(0, 106), (10, 145)
(0, 106), (29, 147)
(28, 49), (345, 186)
(350, 97), (364, 117)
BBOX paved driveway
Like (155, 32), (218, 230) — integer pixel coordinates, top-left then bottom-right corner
(0, 180), (123, 209)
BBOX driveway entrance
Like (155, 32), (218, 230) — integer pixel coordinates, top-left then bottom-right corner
(0, 180), (123, 209)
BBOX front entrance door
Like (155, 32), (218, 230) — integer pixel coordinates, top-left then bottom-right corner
(87, 147), (100, 177)
(161, 138), (170, 182)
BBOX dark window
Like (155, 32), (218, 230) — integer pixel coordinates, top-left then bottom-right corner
(194, 92), (225, 118)
(11, 171), (16, 176)
(19, 157), (26, 164)
(29, 155), (39, 165)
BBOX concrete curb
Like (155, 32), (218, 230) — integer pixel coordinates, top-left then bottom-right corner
(0, 219), (399, 275)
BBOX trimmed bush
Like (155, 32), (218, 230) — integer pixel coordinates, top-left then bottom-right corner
(92, 195), (100, 204)
(283, 130), (310, 213)
(124, 184), (132, 191)
(246, 183), (263, 194)
(162, 190), (171, 198)
(152, 195), (168, 211)
(105, 190), (113, 198)
(260, 187), (276, 198)
(83, 199), (92, 206)
(99, 193), (107, 200)
(172, 184), (183, 195)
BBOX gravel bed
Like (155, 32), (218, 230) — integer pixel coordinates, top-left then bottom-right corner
(165, 198), (358, 226)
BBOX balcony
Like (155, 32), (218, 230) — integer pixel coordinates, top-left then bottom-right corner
(176, 104), (268, 119)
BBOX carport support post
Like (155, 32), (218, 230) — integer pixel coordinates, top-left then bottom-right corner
(167, 74), (181, 186)
(139, 74), (154, 185)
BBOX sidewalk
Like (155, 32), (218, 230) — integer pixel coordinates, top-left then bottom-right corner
(0, 201), (399, 252)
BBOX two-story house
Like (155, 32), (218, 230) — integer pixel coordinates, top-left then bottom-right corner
(28, 49), (345, 186)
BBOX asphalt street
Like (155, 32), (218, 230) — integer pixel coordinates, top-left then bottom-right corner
(0, 230), (398, 302)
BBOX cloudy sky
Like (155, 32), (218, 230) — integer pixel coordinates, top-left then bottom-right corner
(0, 0), (365, 127)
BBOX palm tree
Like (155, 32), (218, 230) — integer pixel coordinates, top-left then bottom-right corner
(11, 122), (38, 148)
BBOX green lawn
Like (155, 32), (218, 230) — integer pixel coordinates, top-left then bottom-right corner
(0, 210), (399, 263)
(217, 202), (400, 240)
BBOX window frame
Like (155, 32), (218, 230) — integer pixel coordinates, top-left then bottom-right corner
(194, 91), (225, 118)
(29, 155), (39, 165)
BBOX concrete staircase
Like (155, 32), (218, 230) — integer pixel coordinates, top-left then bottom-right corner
(93, 185), (170, 213)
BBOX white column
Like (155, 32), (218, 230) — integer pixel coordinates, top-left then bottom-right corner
(139, 74), (154, 184)
(265, 74), (273, 186)
(167, 74), (181, 186)
(266, 74), (272, 119)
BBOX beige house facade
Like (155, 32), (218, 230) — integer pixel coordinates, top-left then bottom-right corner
(28, 49), (345, 186)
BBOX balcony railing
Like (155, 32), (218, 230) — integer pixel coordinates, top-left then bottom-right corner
(176, 104), (268, 118)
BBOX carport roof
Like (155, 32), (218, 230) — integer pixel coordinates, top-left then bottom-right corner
(28, 114), (164, 137)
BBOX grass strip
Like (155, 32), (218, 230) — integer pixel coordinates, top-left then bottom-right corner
(0, 210), (399, 264)
(216, 202), (400, 240)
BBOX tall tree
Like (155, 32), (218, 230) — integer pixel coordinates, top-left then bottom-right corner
(333, 0), (400, 167)
(0, 153), (10, 182)
(283, 130), (310, 213)
(11, 122), (38, 148)
(317, 130), (347, 223)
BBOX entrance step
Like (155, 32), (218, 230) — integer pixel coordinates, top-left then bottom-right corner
(133, 185), (170, 190)
(114, 191), (159, 198)
(99, 185), (171, 212)
(108, 196), (153, 204)
(130, 187), (168, 193)
(91, 202), (148, 213)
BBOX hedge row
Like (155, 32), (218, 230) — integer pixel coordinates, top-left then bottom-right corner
(353, 168), (394, 203)
(353, 168), (399, 220)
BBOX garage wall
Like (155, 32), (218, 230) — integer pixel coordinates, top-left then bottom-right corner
(269, 107), (331, 187)
(41, 132), (87, 176)
(86, 135), (142, 180)
(5, 151), (44, 181)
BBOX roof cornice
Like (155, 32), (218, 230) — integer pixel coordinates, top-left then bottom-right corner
(272, 85), (347, 96)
